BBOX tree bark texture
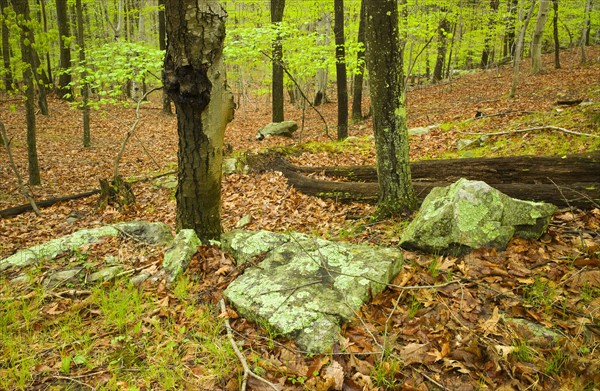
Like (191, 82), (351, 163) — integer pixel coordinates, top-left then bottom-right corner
(334, 0), (348, 140)
(158, 0), (172, 114)
(56, 0), (73, 100)
(351, 0), (365, 123)
(265, 152), (600, 209)
(0, 0), (12, 90)
(271, 0), (285, 123)
(364, 0), (418, 215)
(163, 0), (234, 241)
(13, 0), (40, 185)
(531, 0), (550, 74)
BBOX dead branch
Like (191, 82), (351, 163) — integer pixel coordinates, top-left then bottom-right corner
(260, 50), (331, 141)
(0, 119), (40, 215)
(113, 86), (162, 180)
(219, 298), (279, 391)
(460, 125), (599, 138)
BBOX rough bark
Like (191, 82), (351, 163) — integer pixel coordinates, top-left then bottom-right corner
(351, 0), (365, 123)
(13, 0), (40, 185)
(334, 0), (348, 140)
(75, 0), (90, 147)
(265, 152), (600, 210)
(56, 0), (73, 100)
(0, 0), (13, 90)
(158, 0), (172, 115)
(271, 0), (285, 123)
(364, 0), (418, 216)
(163, 0), (234, 241)
(531, 0), (550, 74)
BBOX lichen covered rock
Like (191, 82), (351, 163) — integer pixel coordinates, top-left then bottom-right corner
(400, 178), (557, 255)
(222, 230), (403, 353)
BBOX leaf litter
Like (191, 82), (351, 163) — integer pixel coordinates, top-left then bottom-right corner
(0, 48), (599, 389)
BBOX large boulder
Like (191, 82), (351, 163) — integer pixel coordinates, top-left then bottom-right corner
(222, 230), (403, 354)
(400, 179), (557, 255)
(256, 121), (298, 140)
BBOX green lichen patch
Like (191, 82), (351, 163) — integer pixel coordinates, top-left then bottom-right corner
(222, 230), (403, 353)
(400, 179), (557, 255)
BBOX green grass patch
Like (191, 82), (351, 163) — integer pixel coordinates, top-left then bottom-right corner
(0, 276), (239, 390)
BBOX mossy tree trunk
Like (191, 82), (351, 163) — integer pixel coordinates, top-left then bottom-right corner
(163, 0), (234, 241)
(364, 0), (418, 217)
(0, 0), (13, 91)
(13, 0), (40, 185)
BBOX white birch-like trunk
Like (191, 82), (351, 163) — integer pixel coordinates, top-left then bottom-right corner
(510, 0), (537, 97)
(531, 0), (550, 74)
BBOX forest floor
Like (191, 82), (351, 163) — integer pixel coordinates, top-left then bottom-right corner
(1, 47), (600, 390)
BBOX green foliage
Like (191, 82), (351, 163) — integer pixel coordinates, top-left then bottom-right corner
(68, 41), (164, 108)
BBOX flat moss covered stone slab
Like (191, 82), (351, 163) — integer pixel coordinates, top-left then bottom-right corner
(400, 179), (557, 255)
(0, 221), (173, 272)
(222, 230), (403, 354)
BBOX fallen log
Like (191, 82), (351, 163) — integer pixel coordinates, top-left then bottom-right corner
(281, 169), (599, 209)
(274, 151), (600, 185)
(272, 151), (600, 209)
(0, 190), (100, 219)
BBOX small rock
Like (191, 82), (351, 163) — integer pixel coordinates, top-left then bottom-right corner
(44, 268), (84, 289)
(162, 229), (201, 282)
(235, 214), (252, 228)
(223, 157), (238, 175)
(88, 266), (123, 282)
(256, 121), (298, 140)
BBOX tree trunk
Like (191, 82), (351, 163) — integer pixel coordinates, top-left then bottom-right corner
(56, 0), (73, 100)
(13, 0), (40, 185)
(313, 14), (330, 107)
(0, 0), (13, 90)
(334, 0), (348, 140)
(265, 152), (600, 210)
(510, 0), (536, 98)
(432, 14), (450, 83)
(552, 0), (560, 69)
(38, 0), (53, 87)
(580, 0), (592, 63)
(75, 0), (90, 147)
(351, 0), (365, 123)
(163, 0), (234, 241)
(504, 0), (519, 58)
(271, 0), (285, 123)
(157, 0), (172, 114)
(481, 0), (500, 68)
(531, 0), (550, 74)
(364, 0), (418, 216)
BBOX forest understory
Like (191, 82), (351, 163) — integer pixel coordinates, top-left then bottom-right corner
(1, 48), (600, 390)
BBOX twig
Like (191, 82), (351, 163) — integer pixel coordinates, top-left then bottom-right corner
(113, 87), (162, 180)
(467, 110), (536, 121)
(411, 365), (449, 391)
(51, 375), (95, 390)
(219, 299), (279, 391)
(0, 119), (40, 215)
(459, 126), (599, 138)
(260, 50), (332, 140)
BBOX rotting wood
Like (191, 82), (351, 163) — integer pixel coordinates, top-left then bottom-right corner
(261, 152), (600, 209)
(265, 151), (600, 184)
(0, 190), (100, 219)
